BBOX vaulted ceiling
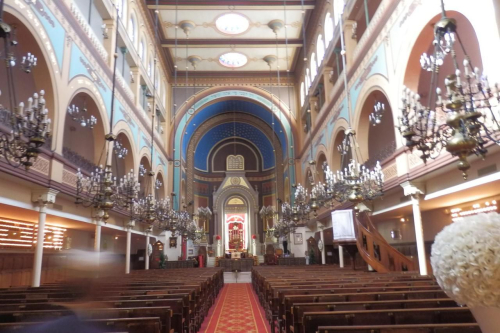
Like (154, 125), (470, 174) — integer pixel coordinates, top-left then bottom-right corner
(145, 0), (316, 76)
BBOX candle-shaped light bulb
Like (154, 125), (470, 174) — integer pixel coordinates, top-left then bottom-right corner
(18, 102), (24, 115)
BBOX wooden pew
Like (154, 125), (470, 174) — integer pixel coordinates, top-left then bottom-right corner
(317, 323), (482, 333)
(301, 308), (475, 333)
(0, 317), (162, 333)
(288, 298), (459, 333)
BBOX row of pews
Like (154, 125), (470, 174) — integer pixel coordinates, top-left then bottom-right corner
(0, 267), (223, 333)
(252, 266), (480, 333)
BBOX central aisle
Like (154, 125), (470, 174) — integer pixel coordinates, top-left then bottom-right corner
(200, 283), (270, 333)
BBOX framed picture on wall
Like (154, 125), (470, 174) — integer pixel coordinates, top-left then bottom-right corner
(294, 233), (303, 245)
(188, 248), (194, 255)
(169, 237), (177, 248)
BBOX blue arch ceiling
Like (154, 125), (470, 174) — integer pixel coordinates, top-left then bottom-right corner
(181, 100), (287, 161)
(195, 122), (275, 172)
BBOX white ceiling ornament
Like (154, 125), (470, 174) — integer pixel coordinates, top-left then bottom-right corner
(219, 52), (248, 68)
(215, 13), (250, 35)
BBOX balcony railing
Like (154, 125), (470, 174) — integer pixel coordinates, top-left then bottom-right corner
(62, 147), (96, 174)
(363, 139), (396, 169)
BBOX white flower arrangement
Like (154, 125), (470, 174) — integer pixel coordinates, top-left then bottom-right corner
(431, 213), (500, 308)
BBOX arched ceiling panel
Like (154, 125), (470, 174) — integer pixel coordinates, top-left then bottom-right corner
(194, 122), (275, 171)
(182, 100), (287, 160)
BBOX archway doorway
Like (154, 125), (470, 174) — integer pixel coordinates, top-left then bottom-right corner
(224, 195), (248, 252)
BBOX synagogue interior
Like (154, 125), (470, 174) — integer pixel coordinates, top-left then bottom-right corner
(0, 0), (499, 332)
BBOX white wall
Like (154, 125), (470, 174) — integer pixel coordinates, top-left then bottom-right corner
(162, 231), (182, 261)
(289, 227), (315, 258)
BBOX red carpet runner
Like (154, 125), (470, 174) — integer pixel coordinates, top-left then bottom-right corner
(200, 284), (270, 333)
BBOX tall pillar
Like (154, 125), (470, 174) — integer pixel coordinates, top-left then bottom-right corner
(401, 181), (427, 275)
(125, 228), (131, 274)
(125, 220), (135, 274)
(145, 232), (150, 270)
(94, 217), (102, 267)
(322, 66), (335, 103)
(339, 245), (344, 268)
(94, 220), (102, 252)
(318, 222), (326, 265)
(31, 189), (58, 287)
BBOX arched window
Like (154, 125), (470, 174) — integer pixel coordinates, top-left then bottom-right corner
(325, 13), (334, 47)
(306, 69), (311, 88)
(128, 15), (136, 45)
(139, 38), (145, 61)
(334, 0), (345, 26)
(317, 35), (325, 63)
(300, 82), (305, 107)
(310, 53), (317, 82)
(117, 0), (126, 18)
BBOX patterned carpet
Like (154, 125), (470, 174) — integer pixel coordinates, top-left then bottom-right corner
(200, 284), (270, 333)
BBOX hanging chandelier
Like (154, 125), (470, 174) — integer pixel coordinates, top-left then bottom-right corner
(292, 184), (313, 221)
(113, 140), (128, 159)
(67, 102), (97, 129)
(273, 202), (297, 239)
(75, 4), (135, 222)
(0, 14), (51, 170)
(398, 0), (500, 179)
(173, 209), (202, 242)
(156, 195), (178, 232)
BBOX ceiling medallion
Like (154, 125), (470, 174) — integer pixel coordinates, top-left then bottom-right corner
(216, 13), (250, 35)
(219, 52), (248, 68)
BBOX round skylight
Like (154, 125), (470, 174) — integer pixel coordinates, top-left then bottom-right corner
(216, 13), (250, 35)
(219, 52), (248, 68)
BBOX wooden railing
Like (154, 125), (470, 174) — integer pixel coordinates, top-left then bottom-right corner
(354, 213), (415, 273)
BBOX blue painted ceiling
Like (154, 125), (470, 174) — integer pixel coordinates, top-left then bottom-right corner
(182, 100), (287, 160)
(194, 122), (275, 172)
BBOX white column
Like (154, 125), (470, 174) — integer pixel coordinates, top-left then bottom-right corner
(411, 194), (427, 275)
(339, 245), (344, 268)
(94, 218), (102, 267)
(145, 233), (150, 270)
(94, 223), (101, 252)
(319, 226), (326, 265)
(32, 204), (47, 287)
(401, 181), (427, 276)
(31, 189), (58, 287)
(125, 225), (132, 274)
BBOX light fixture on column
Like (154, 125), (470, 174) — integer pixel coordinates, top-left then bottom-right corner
(259, 205), (276, 233)
(0, 11), (51, 170)
(75, 4), (130, 222)
(67, 101), (97, 129)
(398, 0), (500, 179)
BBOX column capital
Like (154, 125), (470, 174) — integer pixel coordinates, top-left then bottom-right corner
(400, 181), (425, 197)
(31, 189), (58, 206)
(126, 220), (136, 229)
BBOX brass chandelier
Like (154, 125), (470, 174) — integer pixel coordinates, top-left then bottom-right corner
(398, 0), (500, 179)
(273, 202), (297, 239)
(0, 6), (51, 170)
